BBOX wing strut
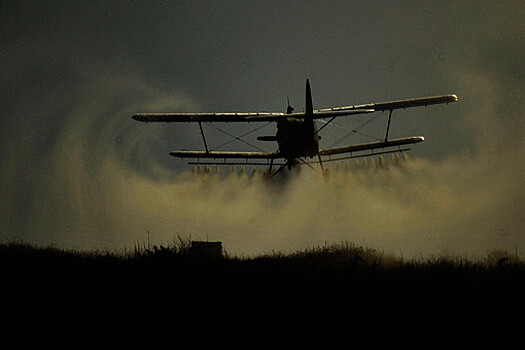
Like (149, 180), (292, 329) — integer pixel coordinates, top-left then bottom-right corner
(198, 122), (209, 153)
(384, 109), (393, 142)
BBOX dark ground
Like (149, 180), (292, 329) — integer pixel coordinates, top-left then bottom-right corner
(1, 242), (523, 347)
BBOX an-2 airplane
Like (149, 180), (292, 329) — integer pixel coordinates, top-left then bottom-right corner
(132, 79), (457, 174)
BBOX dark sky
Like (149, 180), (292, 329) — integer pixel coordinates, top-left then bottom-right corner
(1, 1), (523, 256)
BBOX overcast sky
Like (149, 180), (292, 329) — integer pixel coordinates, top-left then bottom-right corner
(1, 1), (523, 256)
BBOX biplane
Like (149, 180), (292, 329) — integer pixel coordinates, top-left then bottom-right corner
(132, 79), (457, 174)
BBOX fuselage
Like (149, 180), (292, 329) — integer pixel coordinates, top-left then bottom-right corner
(276, 117), (319, 161)
(274, 79), (320, 165)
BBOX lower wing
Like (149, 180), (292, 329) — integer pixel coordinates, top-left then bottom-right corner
(169, 150), (283, 159)
(318, 136), (425, 156)
(170, 136), (424, 160)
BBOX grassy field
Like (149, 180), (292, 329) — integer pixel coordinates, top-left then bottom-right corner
(2, 240), (523, 345)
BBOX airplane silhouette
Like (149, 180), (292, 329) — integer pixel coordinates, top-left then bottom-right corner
(133, 79), (457, 173)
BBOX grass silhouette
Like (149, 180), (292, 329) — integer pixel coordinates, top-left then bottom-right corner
(1, 239), (523, 344)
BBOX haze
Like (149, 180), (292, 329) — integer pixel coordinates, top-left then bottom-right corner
(1, 1), (523, 258)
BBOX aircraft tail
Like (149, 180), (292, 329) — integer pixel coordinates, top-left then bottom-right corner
(305, 79), (313, 117)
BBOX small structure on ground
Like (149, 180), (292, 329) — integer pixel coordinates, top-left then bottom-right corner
(190, 241), (223, 258)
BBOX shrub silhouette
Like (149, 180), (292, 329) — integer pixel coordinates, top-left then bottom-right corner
(1, 240), (523, 344)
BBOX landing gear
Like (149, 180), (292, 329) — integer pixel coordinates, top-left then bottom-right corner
(287, 158), (297, 170)
(317, 155), (325, 173)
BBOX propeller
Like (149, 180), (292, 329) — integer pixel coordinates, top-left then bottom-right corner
(286, 97), (294, 114)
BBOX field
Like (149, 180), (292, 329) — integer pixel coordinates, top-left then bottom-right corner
(2, 240), (523, 346)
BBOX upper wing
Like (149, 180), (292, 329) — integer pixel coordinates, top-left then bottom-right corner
(133, 112), (287, 123)
(132, 94), (456, 123)
(317, 94), (458, 113)
(132, 108), (375, 123)
(312, 108), (375, 119)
